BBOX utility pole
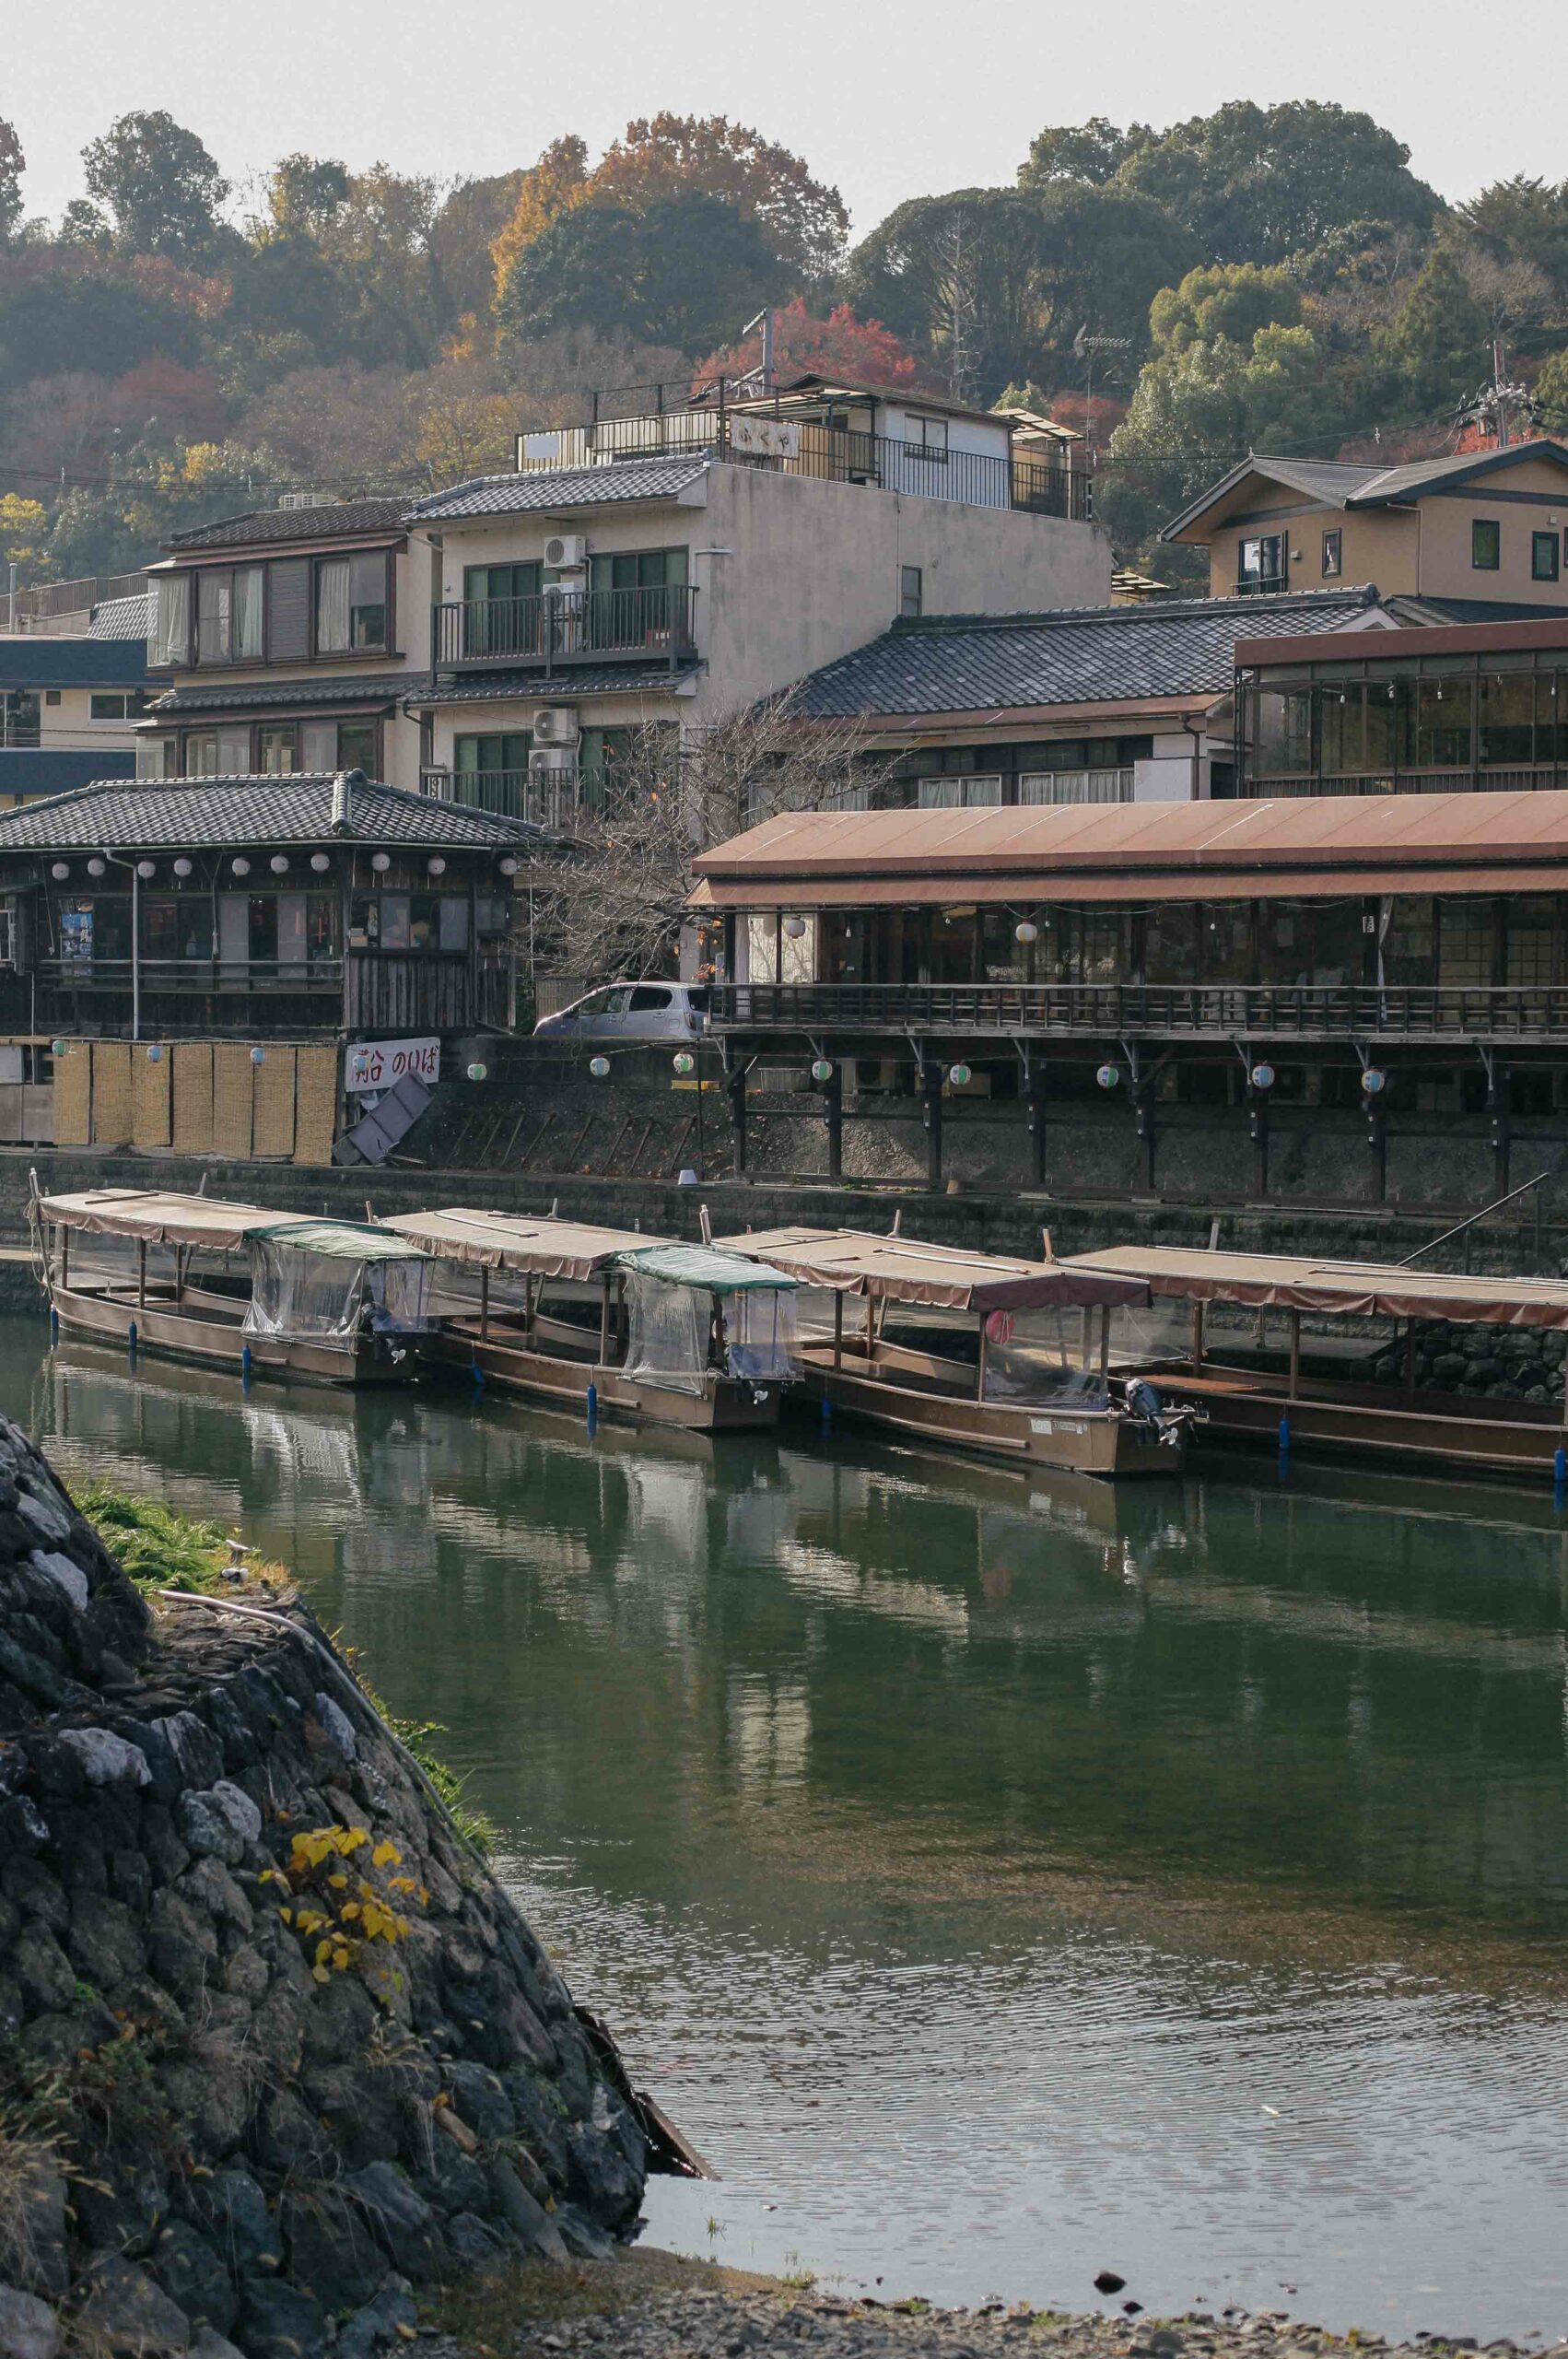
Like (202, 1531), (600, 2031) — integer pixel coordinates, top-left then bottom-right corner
(1493, 338), (1510, 447)
(1073, 327), (1134, 467)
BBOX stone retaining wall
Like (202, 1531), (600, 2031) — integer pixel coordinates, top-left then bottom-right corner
(0, 1416), (647, 2359)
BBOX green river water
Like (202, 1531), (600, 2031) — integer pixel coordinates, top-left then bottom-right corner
(4, 1315), (1566, 2339)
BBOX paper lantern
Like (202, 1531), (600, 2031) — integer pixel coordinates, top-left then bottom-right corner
(466, 1062), (488, 1082)
(370, 852), (391, 873)
(172, 858), (193, 878)
(250, 1047), (265, 1066)
(135, 860), (156, 880)
(1014, 920), (1039, 945)
(146, 1045), (163, 1062)
(230, 856), (250, 876)
(50, 863), (68, 881)
(1362, 1067), (1387, 1096)
(589, 1055), (611, 1078)
(948, 1062), (972, 1086)
(1095, 1062), (1121, 1091)
(498, 857), (519, 876)
(783, 915), (807, 938)
(811, 1058), (834, 1083)
(672, 1050), (696, 1076)
(87, 858), (106, 878)
(427, 856), (446, 875)
(310, 852), (330, 873)
(51, 1039), (67, 1058)
(270, 855), (289, 874)
(1250, 1062), (1276, 1092)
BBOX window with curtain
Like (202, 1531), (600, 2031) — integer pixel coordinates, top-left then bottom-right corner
(258, 725), (297, 774)
(315, 559), (353, 654)
(232, 567), (263, 659)
(348, 552), (389, 648)
(151, 575), (191, 666)
(197, 570), (232, 663)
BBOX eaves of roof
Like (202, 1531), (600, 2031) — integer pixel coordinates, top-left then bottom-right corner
(0, 773), (539, 852)
(406, 456), (711, 521)
(148, 673), (427, 715)
(407, 663), (702, 708)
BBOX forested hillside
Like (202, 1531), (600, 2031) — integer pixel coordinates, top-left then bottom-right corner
(3, 98), (1568, 583)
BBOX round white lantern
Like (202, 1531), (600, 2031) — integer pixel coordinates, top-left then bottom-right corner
(949, 1062), (972, 1087)
(427, 856), (446, 876)
(589, 1055), (611, 1078)
(172, 858), (193, 879)
(87, 858), (106, 878)
(1096, 1062), (1121, 1091)
(135, 859), (156, 880)
(270, 854), (289, 874)
(811, 1058), (834, 1084)
(251, 1047), (265, 1066)
(1250, 1062), (1276, 1092)
(230, 856), (251, 876)
(1014, 920), (1039, 945)
(310, 852), (330, 873)
(498, 857), (520, 877)
(673, 1050), (696, 1077)
(371, 852), (391, 874)
(783, 915), (807, 938)
(1362, 1067), (1387, 1096)
(146, 1044), (163, 1062)
(50, 863), (68, 881)
(466, 1062), (488, 1082)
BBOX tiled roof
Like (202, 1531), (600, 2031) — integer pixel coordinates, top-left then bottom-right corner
(0, 773), (538, 851)
(410, 663), (700, 707)
(88, 592), (153, 640)
(1164, 440), (1568, 538)
(0, 635), (149, 690)
(786, 588), (1389, 720)
(407, 455), (710, 521)
(165, 499), (411, 552)
(149, 673), (422, 715)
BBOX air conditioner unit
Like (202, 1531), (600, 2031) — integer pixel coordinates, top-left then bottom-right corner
(532, 706), (579, 747)
(544, 534), (588, 569)
(529, 745), (578, 777)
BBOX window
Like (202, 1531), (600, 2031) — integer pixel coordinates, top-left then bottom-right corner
(899, 565), (923, 619)
(1533, 531), (1561, 582)
(150, 574), (191, 667)
(1255, 687), (1313, 775)
(300, 719), (377, 773)
(195, 567), (263, 663)
(917, 776), (1003, 809)
(136, 736), (177, 780)
(462, 563), (542, 658)
(1322, 529), (1341, 579)
(44, 689), (61, 707)
(1472, 519), (1501, 570)
(89, 691), (140, 722)
(316, 551), (389, 653)
(1237, 534), (1286, 593)
(258, 725), (297, 775)
(904, 416), (949, 462)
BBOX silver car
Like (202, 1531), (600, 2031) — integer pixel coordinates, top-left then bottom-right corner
(533, 980), (710, 1044)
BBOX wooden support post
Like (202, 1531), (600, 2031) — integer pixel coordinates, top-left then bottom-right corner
(1099, 1303), (1112, 1384)
(479, 1266), (490, 1340)
(1249, 1091), (1270, 1200)
(1288, 1308), (1302, 1402)
(59, 1225), (68, 1292)
(865, 1290), (877, 1366)
(1080, 1305), (1093, 1364)
(1190, 1298), (1204, 1374)
(599, 1272), (613, 1365)
(728, 1062), (747, 1179)
(137, 1239), (146, 1309)
(921, 1060), (943, 1191)
(522, 1272), (535, 1336)
(976, 1312), (989, 1403)
(824, 1060), (843, 1181)
(1490, 1062), (1511, 1202)
(1404, 1319), (1418, 1396)
(832, 1289), (843, 1369)
(1026, 1065), (1047, 1188)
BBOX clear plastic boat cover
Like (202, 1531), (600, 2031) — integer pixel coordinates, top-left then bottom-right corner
(242, 1238), (432, 1344)
(622, 1274), (709, 1395)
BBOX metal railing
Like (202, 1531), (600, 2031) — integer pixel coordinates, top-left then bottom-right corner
(432, 583), (697, 672)
(41, 957), (343, 992)
(422, 767), (580, 826)
(517, 410), (1090, 521)
(1234, 574), (1290, 596)
(708, 979), (1568, 1042)
(1254, 768), (1558, 798)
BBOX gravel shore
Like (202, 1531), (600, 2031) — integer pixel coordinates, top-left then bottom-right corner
(428, 2250), (1551, 2359)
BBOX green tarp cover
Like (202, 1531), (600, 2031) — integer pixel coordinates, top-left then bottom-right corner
(612, 1243), (797, 1295)
(253, 1221), (428, 1263)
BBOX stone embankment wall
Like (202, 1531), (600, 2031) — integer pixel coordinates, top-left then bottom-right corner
(0, 1415), (646, 2359)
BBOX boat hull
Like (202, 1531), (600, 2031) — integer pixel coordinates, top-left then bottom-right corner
(1152, 1367), (1568, 1481)
(792, 1345), (1185, 1479)
(421, 1319), (783, 1434)
(49, 1283), (415, 1389)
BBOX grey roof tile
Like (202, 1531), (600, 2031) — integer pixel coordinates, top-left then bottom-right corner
(165, 499), (411, 551)
(411, 663), (699, 706)
(408, 455), (710, 521)
(787, 589), (1387, 719)
(88, 592), (153, 640)
(149, 672), (423, 715)
(0, 773), (538, 851)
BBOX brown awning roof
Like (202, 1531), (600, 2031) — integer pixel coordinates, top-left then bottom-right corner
(718, 1225), (1151, 1313)
(1065, 1243), (1568, 1332)
(40, 1188), (293, 1251)
(687, 790), (1568, 910)
(381, 1207), (661, 1281)
(1236, 616), (1568, 669)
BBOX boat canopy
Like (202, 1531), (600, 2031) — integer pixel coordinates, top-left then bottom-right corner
(39, 1189), (287, 1251)
(1065, 1244), (1568, 1333)
(612, 1243), (796, 1294)
(244, 1223), (430, 1344)
(251, 1221), (427, 1263)
(719, 1226), (1151, 1315)
(381, 1208), (650, 1281)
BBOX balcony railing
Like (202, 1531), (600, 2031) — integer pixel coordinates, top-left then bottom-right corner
(708, 980), (1568, 1043)
(432, 583), (697, 673)
(41, 957), (342, 992)
(1234, 574), (1290, 596)
(1252, 768), (1560, 798)
(422, 767), (579, 827)
(517, 412), (1090, 521)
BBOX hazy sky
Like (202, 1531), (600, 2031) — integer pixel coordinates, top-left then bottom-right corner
(6, 0), (1566, 238)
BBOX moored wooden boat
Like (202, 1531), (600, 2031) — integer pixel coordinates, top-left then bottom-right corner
(716, 1223), (1193, 1479)
(1062, 1242), (1568, 1481)
(31, 1186), (431, 1388)
(380, 1208), (796, 1433)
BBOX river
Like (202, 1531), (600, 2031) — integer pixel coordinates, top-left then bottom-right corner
(4, 1314), (1567, 2340)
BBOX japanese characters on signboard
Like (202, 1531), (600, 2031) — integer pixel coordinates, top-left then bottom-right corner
(345, 1037), (440, 1097)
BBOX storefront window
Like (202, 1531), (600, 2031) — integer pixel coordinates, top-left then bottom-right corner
(1142, 906), (1199, 983)
(1382, 898), (1434, 987)
(1480, 672), (1536, 767)
(1412, 679), (1472, 771)
(1254, 688), (1313, 776)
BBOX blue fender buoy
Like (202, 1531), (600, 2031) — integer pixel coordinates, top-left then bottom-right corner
(49, 1307), (58, 1343)
(1278, 1413), (1291, 1452)
(1554, 1443), (1566, 1486)
(586, 1381), (598, 1435)
(471, 1356), (486, 1396)
(819, 1391), (833, 1435)
(240, 1344), (252, 1392)
(127, 1320), (138, 1360)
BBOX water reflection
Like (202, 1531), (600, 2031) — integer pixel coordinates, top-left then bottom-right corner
(6, 1318), (1568, 2336)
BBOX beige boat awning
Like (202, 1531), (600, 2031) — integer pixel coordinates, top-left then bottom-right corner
(1066, 1243), (1568, 1332)
(720, 1225), (1150, 1313)
(39, 1189), (292, 1251)
(381, 1207), (658, 1281)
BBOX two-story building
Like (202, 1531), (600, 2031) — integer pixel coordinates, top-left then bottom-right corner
(1, 597), (152, 804)
(1164, 440), (1568, 611)
(140, 499), (424, 788)
(404, 373), (1109, 824)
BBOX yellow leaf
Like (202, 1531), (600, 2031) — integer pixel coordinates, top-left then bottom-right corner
(372, 1840), (401, 1869)
(278, 1907), (293, 1925)
(328, 1873), (348, 1890)
(340, 1826), (370, 1852)
(341, 1902), (361, 1921)
(314, 1939), (333, 1967)
(311, 1965), (331, 1983)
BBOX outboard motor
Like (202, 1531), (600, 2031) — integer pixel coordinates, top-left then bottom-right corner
(1125, 1377), (1164, 1426)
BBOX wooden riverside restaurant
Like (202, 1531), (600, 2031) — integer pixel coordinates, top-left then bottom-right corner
(692, 790), (1568, 1193)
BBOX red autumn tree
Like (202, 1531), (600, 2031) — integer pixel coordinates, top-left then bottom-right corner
(696, 299), (942, 394)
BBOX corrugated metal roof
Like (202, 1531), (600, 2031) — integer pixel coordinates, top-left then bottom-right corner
(0, 772), (538, 850)
(166, 499), (410, 551)
(150, 673), (421, 715)
(407, 456), (710, 521)
(88, 592), (153, 640)
(692, 788), (1568, 883)
(786, 589), (1387, 719)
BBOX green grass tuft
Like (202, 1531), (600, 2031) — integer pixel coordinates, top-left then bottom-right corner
(76, 1485), (238, 1595)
